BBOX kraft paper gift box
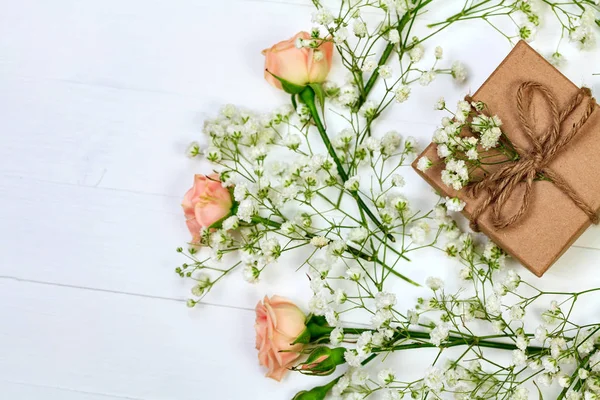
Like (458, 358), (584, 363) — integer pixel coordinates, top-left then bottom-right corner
(412, 41), (600, 277)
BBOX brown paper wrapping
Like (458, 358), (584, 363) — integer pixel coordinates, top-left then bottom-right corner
(412, 41), (600, 277)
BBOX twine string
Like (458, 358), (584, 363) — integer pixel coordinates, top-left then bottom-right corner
(464, 82), (598, 232)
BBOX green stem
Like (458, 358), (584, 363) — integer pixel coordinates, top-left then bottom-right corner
(299, 87), (396, 243)
(357, 0), (434, 109)
(251, 216), (418, 286)
(376, 333), (545, 353)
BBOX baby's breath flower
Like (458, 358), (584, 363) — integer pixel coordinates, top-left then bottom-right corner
(416, 156), (432, 172)
(394, 85), (411, 103)
(419, 70), (436, 86)
(310, 236), (330, 248)
(434, 46), (443, 59)
(434, 97), (445, 110)
(391, 174), (405, 187)
(388, 29), (400, 44)
(409, 44), (424, 62)
(451, 61), (467, 82)
(204, 147), (222, 162)
(426, 277), (444, 291)
(311, 8), (334, 25)
(330, 327), (344, 345)
(353, 19), (368, 37)
(378, 369), (396, 386)
(379, 65), (393, 79)
(445, 197), (466, 212)
(344, 175), (360, 192)
(222, 215), (239, 231)
(348, 226), (368, 243)
(361, 58), (378, 72)
(185, 141), (201, 158)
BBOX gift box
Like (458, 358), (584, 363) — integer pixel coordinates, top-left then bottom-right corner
(412, 40), (600, 277)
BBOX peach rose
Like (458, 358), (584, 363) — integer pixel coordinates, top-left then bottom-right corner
(181, 174), (233, 242)
(255, 295), (307, 381)
(262, 31), (334, 90)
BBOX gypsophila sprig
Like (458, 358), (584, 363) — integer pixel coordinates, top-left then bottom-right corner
(174, 0), (600, 397)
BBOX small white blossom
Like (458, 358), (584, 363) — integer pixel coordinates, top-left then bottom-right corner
(516, 335), (529, 351)
(334, 27), (349, 44)
(243, 265), (260, 283)
(222, 216), (239, 231)
(558, 375), (572, 388)
(409, 44), (424, 62)
(485, 294), (501, 314)
(330, 327), (344, 345)
(434, 46), (443, 59)
(348, 226), (368, 243)
(204, 147), (222, 162)
(537, 373), (553, 386)
(430, 323), (449, 346)
(542, 356), (559, 373)
(512, 350), (527, 366)
(346, 266), (363, 281)
(395, 85), (411, 103)
(391, 174), (405, 187)
(378, 369), (396, 386)
(509, 305), (525, 321)
(375, 291), (397, 309)
(451, 61), (467, 82)
(424, 366), (444, 391)
(310, 236), (330, 248)
(379, 65), (393, 79)
(434, 97), (445, 110)
(344, 176), (360, 191)
(332, 375), (349, 397)
(419, 70), (436, 86)
(335, 289), (347, 305)
(353, 19), (368, 37)
(312, 8), (334, 25)
(361, 58), (377, 72)
(388, 30), (400, 44)
(185, 141), (201, 158)
(426, 277), (444, 291)
(445, 197), (465, 212)
(416, 156), (432, 171)
(511, 387), (529, 400)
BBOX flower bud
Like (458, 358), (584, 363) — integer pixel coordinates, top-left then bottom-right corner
(295, 346), (346, 376)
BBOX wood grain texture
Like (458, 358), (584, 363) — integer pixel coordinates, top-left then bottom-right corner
(1, 0), (600, 399)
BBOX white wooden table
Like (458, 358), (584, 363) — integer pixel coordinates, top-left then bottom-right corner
(2, 1), (600, 399)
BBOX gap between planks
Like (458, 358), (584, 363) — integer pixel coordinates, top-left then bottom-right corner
(0, 275), (256, 313)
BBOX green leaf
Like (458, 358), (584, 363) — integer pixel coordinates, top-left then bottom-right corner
(266, 71), (306, 94)
(292, 327), (312, 345)
(308, 83), (326, 115)
(596, 19), (600, 28)
(291, 93), (298, 111)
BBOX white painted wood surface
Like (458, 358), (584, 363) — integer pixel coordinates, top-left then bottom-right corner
(2, 1), (600, 399)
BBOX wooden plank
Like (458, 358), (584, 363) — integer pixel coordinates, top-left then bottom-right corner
(0, 278), (330, 400)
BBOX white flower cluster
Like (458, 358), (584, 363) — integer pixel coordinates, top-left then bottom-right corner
(430, 99), (509, 190)
(570, 5), (598, 50)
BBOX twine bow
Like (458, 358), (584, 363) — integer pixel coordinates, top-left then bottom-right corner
(466, 81), (599, 232)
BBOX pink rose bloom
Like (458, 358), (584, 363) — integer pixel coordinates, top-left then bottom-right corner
(262, 31), (334, 90)
(255, 295), (306, 381)
(181, 174), (233, 242)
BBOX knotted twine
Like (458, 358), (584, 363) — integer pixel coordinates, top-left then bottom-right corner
(464, 81), (599, 232)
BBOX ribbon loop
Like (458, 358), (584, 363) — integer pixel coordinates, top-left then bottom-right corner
(468, 82), (598, 232)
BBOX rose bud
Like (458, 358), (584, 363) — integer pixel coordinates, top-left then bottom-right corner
(255, 295), (307, 381)
(181, 174), (233, 243)
(295, 346), (346, 376)
(262, 31), (333, 92)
